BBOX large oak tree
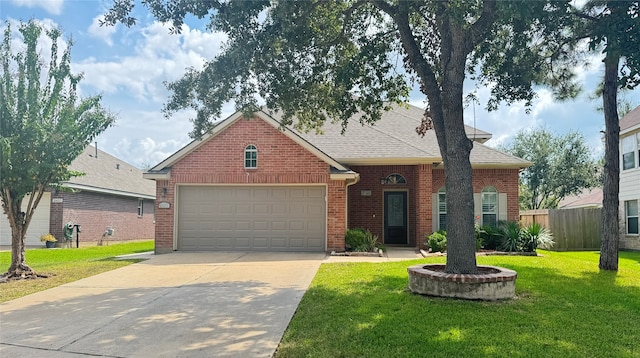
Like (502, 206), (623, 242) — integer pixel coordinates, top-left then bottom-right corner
(104, 0), (576, 274)
(0, 21), (114, 280)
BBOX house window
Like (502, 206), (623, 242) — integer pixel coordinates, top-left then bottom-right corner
(481, 186), (498, 227)
(626, 200), (639, 235)
(438, 187), (447, 231)
(244, 145), (257, 169)
(137, 199), (144, 217)
(381, 173), (407, 185)
(622, 135), (636, 170)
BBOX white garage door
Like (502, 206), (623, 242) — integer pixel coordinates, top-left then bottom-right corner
(0, 192), (51, 246)
(177, 186), (326, 251)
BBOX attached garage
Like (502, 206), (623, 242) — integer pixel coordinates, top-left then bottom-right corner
(0, 192), (51, 246)
(177, 186), (327, 251)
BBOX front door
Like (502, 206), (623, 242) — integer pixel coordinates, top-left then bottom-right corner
(384, 191), (408, 244)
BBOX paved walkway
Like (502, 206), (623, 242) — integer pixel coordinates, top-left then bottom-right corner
(0, 248), (422, 357)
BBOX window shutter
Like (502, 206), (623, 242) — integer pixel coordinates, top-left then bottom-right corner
(473, 193), (481, 225)
(432, 193), (438, 231)
(499, 193), (508, 221)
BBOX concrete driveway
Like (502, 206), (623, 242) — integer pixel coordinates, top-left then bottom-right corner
(0, 252), (324, 358)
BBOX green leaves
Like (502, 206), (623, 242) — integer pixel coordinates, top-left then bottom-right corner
(1, 20), (114, 246)
(502, 128), (599, 210)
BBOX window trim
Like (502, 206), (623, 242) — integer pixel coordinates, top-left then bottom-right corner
(625, 200), (639, 235)
(481, 186), (498, 227)
(137, 199), (144, 217)
(622, 134), (637, 170)
(244, 144), (258, 169)
(437, 187), (446, 231)
(382, 173), (407, 185)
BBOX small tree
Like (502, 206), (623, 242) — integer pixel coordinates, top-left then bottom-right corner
(0, 21), (114, 280)
(503, 128), (599, 210)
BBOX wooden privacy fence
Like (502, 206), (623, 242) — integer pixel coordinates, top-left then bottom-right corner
(520, 208), (602, 251)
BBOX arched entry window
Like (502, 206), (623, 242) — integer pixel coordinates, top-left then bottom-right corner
(381, 173), (407, 185)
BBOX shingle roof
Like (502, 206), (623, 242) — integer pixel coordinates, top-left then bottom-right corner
(66, 145), (155, 199)
(620, 105), (640, 133)
(269, 104), (529, 168)
(558, 188), (602, 209)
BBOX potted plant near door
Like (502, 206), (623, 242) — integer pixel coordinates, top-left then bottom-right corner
(40, 233), (58, 248)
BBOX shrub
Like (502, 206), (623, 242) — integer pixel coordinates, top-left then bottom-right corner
(363, 230), (380, 252)
(39, 233), (57, 242)
(477, 224), (502, 250)
(522, 222), (555, 251)
(426, 230), (447, 253)
(345, 228), (379, 252)
(499, 221), (525, 252)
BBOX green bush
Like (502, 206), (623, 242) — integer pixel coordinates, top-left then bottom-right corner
(476, 224), (502, 250)
(499, 221), (524, 252)
(522, 222), (555, 251)
(426, 230), (447, 253)
(495, 221), (554, 253)
(345, 228), (379, 252)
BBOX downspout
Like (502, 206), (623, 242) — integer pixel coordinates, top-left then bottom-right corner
(344, 173), (361, 233)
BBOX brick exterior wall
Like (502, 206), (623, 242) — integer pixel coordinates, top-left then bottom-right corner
(348, 166), (519, 249)
(432, 168), (520, 221)
(155, 117), (345, 254)
(49, 191), (155, 245)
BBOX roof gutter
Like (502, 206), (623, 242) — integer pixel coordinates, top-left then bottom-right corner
(62, 183), (156, 200)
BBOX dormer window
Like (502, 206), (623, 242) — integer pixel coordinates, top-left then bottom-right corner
(244, 145), (257, 169)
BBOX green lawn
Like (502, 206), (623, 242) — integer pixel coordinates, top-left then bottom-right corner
(276, 251), (640, 358)
(0, 241), (153, 302)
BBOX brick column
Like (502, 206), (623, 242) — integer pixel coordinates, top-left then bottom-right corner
(155, 180), (174, 254)
(327, 180), (347, 251)
(415, 164), (433, 249)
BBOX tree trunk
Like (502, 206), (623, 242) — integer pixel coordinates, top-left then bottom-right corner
(438, 21), (478, 275)
(1, 195), (38, 279)
(599, 51), (620, 271)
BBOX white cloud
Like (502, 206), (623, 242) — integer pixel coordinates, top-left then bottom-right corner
(74, 22), (227, 103)
(11, 0), (63, 15)
(87, 15), (116, 46)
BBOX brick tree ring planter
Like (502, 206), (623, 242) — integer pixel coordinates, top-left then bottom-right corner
(407, 264), (517, 300)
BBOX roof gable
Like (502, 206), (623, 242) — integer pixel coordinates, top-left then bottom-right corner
(148, 111), (350, 174)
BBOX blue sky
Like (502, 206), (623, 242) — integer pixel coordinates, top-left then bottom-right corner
(2, 0), (639, 169)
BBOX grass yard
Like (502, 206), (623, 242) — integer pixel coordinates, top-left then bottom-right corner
(0, 241), (153, 303)
(276, 250), (640, 358)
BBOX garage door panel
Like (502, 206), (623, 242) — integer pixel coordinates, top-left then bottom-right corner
(178, 186), (326, 251)
(236, 204), (251, 214)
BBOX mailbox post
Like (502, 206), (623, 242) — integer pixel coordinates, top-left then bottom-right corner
(73, 224), (81, 248)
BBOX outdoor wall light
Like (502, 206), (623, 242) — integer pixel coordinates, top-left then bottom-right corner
(162, 187), (167, 197)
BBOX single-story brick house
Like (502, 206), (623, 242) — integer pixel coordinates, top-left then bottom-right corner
(145, 105), (530, 254)
(0, 145), (156, 246)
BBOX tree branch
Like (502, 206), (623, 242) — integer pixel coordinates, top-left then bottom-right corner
(466, 0), (497, 52)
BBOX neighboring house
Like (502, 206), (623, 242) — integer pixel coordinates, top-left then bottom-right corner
(620, 105), (640, 250)
(145, 105), (530, 254)
(0, 146), (156, 246)
(558, 188), (603, 209)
